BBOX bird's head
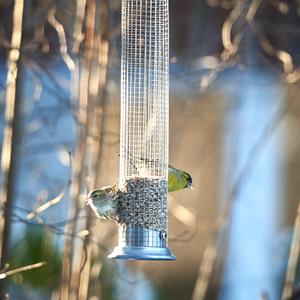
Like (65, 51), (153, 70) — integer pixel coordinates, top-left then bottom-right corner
(87, 186), (119, 220)
(87, 189), (105, 203)
(185, 172), (193, 189)
(87, 185), (117, 202)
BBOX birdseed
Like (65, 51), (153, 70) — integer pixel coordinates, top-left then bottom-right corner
(117, 177), (168, 232)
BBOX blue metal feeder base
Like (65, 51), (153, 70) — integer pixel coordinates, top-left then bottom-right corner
(108, 226), (176, 261)
(108, 246), (176, 260)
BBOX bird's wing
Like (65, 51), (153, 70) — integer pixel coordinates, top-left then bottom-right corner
(168, 171), (178, 192)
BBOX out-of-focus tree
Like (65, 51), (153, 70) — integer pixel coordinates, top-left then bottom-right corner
(9, 226), (61, 289)
(0, 0), (299, 300)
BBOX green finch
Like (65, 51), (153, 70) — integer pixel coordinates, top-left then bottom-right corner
(88, 166), (192, 220)
(127, 155), (193, 192)
(168, 165), (193, 192)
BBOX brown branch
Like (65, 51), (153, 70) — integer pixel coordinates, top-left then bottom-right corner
(200, 0), (245, 90)
(72, 0), (87, 54)
(201, 0), (264, 90)
(281, 202), (300, 300)
(77, 2), (111, 298)
(0, 0), (25, 297)
(60, 0), (95, 298)
(259, 37), (300, 84)
(0, 262), (47, 280)
(26, 180), (71, 221)
(47, 8), (75, 72)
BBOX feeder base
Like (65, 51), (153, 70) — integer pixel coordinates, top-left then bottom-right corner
(108, 246), (176, 261)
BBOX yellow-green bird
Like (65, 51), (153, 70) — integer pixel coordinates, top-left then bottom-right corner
(168, 165), (193, 192)
(88, 166), (192, 219)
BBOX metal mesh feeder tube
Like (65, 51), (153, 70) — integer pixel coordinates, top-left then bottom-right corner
(108, 0), (175, 260)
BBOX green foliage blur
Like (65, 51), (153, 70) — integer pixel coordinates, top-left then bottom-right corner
(9, 226), (61, 290)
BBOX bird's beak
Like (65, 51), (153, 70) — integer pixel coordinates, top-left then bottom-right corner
(187, 183), (194, 190)
(185, 172), (193, 190)
(87, 191), (94, 204)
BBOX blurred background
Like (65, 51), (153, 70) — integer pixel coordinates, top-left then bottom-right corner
(0, 0), (299, 299)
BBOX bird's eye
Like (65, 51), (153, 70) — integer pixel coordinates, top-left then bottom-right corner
(88, 189), (103, 199)
(88, 190), (97, 198)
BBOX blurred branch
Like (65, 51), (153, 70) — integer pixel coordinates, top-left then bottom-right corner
(70, 1), (97, 296)
(200, 0), (300, 90)
(168, 195), (198, 242)
(26, 181), (71, 221)
(0, 0), (25, 297)
(259, 38), (300, 83)
(77, 1), (111, 298)
(260, 38), (293, 74)
(9, 203), (149, 288)
(0, 261), (46, 279)
(221, 0), (243, 55)
(60, 0), (96, 298)
(281, 202), (300, 300)
(200, 0), (251, 89)
(269, 0), (289, 13)
(72, 0), (86, 54)
(26, 57), (74, 111)
(192, 93), (292, 300)
(10, 211), (109, 253)
(48, 8), (75, 72)
(23, 153), (72, 221)
(245, 0), (300, 84)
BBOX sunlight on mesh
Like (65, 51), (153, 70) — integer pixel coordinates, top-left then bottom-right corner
(119, 0), (169, 181)
(119, 0), (168, 230)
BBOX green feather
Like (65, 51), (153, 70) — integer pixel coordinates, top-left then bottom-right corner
(168, 165), (192, 192)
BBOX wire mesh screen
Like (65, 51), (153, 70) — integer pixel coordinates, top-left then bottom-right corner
(119, 0), (169, 181)
(109, 0), (174, 260)
(119, 0), (169, 231)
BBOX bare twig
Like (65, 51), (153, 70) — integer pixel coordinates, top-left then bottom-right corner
(24, 153), (72, 221)
(200, 0), (246, 89)
(168, 195), (198, 242)
(26, 183), (70, 221)
(60, 0), (95, 298)
(221, 0), (243, 55)
(0, 262), (47, 280)
(281, 202), (300, 300)
(201, 0), (265, 90)
(72, 0), (87, 54)
(77, 2), (111, 298)
(245, 0), (263, 23)
(48, 8), (75, 72)
(0, 0), (25, 297)
(259, 38), (300, 83)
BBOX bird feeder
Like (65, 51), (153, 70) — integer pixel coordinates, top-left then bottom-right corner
(108, 0), (175, 260)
